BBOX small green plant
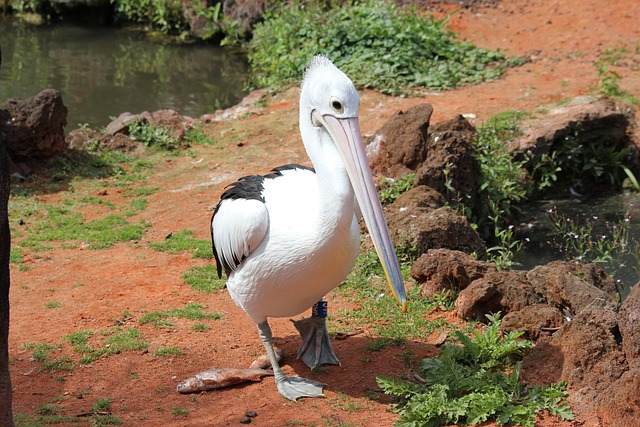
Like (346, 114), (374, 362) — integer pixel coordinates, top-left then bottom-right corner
(472, 112), (531, 268)
(171, 406), (189, 416)
(377, 314), (573, 427)
(379, 174), (416, 205)
(129, 120), (183, 151)
(92, 398), (113, 413)
(44, 300), (61, 309)
(191, 323), (211, 332)
(592, 47), (640, 106)
(149, 229), (213, 259)
(36, 404), (59, 416)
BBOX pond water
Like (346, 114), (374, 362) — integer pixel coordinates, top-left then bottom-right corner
(514, 192), (640, 299)
(0, 17), (249, 130)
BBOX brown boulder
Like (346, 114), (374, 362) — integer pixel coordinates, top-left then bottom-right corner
(385, 186), (485, 257)
(619, 283), (640, 361)
(510, 96), (634, 161)
(0, 89), (68, 161)
(455, 270), (545, 320)
(366, 103), (432, 178)
(415, 115), (480, 211)
(501, 303), (565, 340)
(526, 261), (617, 315)
(410, 248), (495, 296)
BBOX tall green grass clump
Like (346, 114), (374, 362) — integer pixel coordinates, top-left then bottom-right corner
(248, 1), (524, 94)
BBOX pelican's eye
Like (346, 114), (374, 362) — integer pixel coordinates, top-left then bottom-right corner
(330, 97), (344, 114)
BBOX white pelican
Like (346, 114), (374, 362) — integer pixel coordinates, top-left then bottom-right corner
(211, 55), (407, 401)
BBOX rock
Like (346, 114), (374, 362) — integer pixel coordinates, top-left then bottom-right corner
(455, 270), (545, 320)
(619, 283), (640, 361)
(522, 300), (627, 422)
(67, 128), (143, 153)
(510, 96), (634, 161)
(105, 112), (151, 136)
(202, 89), (269, 122)
(0, 89), (68, 161)
(526, 261), (618, 315)
(366, 103), (432, 178)
(501, 303), (565, 340)
(104, 109), (196, 147)
(593, 368), (640, 427)
(410, 248), (495, 296)
(222, 0), (268, 40)
(415, 115), (480, 211)
(385, 187), (485, 257)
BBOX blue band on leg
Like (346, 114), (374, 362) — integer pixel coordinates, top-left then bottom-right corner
(312, 300), (327, 318)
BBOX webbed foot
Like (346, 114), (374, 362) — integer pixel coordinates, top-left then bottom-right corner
(293, 315), (340, 369)
(276, 375), (326, 401)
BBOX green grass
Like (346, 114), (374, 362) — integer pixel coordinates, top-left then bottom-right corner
(248, 0), (523, 94)
(191, 323), (211, 332)
(331, 249), (446, 349)
(182, 265), (226, 293)
(44, 300), (61, 309)
(149, 229), (213, 259)
(139, 303), (222, 327)
(153, 347), (183, 357)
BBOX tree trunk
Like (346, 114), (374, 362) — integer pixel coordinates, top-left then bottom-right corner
(0, 44), (15, 427)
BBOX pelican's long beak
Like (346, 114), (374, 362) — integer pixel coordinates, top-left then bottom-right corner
(318, 113), (407, 312)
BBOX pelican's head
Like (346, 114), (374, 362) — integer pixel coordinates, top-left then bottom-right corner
(299, 55), (407, 312)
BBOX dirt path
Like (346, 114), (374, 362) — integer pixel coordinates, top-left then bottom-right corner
(8, 0), (640, 426)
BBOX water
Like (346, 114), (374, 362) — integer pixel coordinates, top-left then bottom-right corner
(0, 18), (249, 130)
(514, 192), (640, 297)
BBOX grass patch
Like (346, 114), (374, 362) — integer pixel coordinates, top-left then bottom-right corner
(44, 301), (61, 309)
(20, 203), (149, 250)
(248, 0), (523, 94)
(182, 265), (226, 293)
(154, 347), (183, 357)
(332, 249), (446, 347)
(149, 229), (212, 259)
(191, 323), (211, 332)
(139, 303), (222, 327)
(377, 314), (573, 427)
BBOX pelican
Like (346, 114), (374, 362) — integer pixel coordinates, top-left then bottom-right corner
(210, 55), (407, 401)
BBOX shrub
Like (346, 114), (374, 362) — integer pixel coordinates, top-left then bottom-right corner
(248, 0), (523, 94)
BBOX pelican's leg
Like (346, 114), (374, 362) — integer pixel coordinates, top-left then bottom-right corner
(292, 300), (341, 369)
(257, 321), (326, 401)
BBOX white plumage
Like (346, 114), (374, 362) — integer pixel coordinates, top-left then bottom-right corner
(210, 55), (406, 401)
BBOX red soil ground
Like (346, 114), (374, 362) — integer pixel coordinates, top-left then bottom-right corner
(8, 0), (640, 425)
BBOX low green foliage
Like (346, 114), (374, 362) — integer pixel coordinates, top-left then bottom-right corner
(182, 265), (226, 293)
(592, 47), (640, 106)
(377, 314), (573, 427)
(248, 0), (523, 94)
(111, 0), (186, 34)
(150, 229), (213, 259)
(129, 120), (183, 151)
(379, 174), (416, 205)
